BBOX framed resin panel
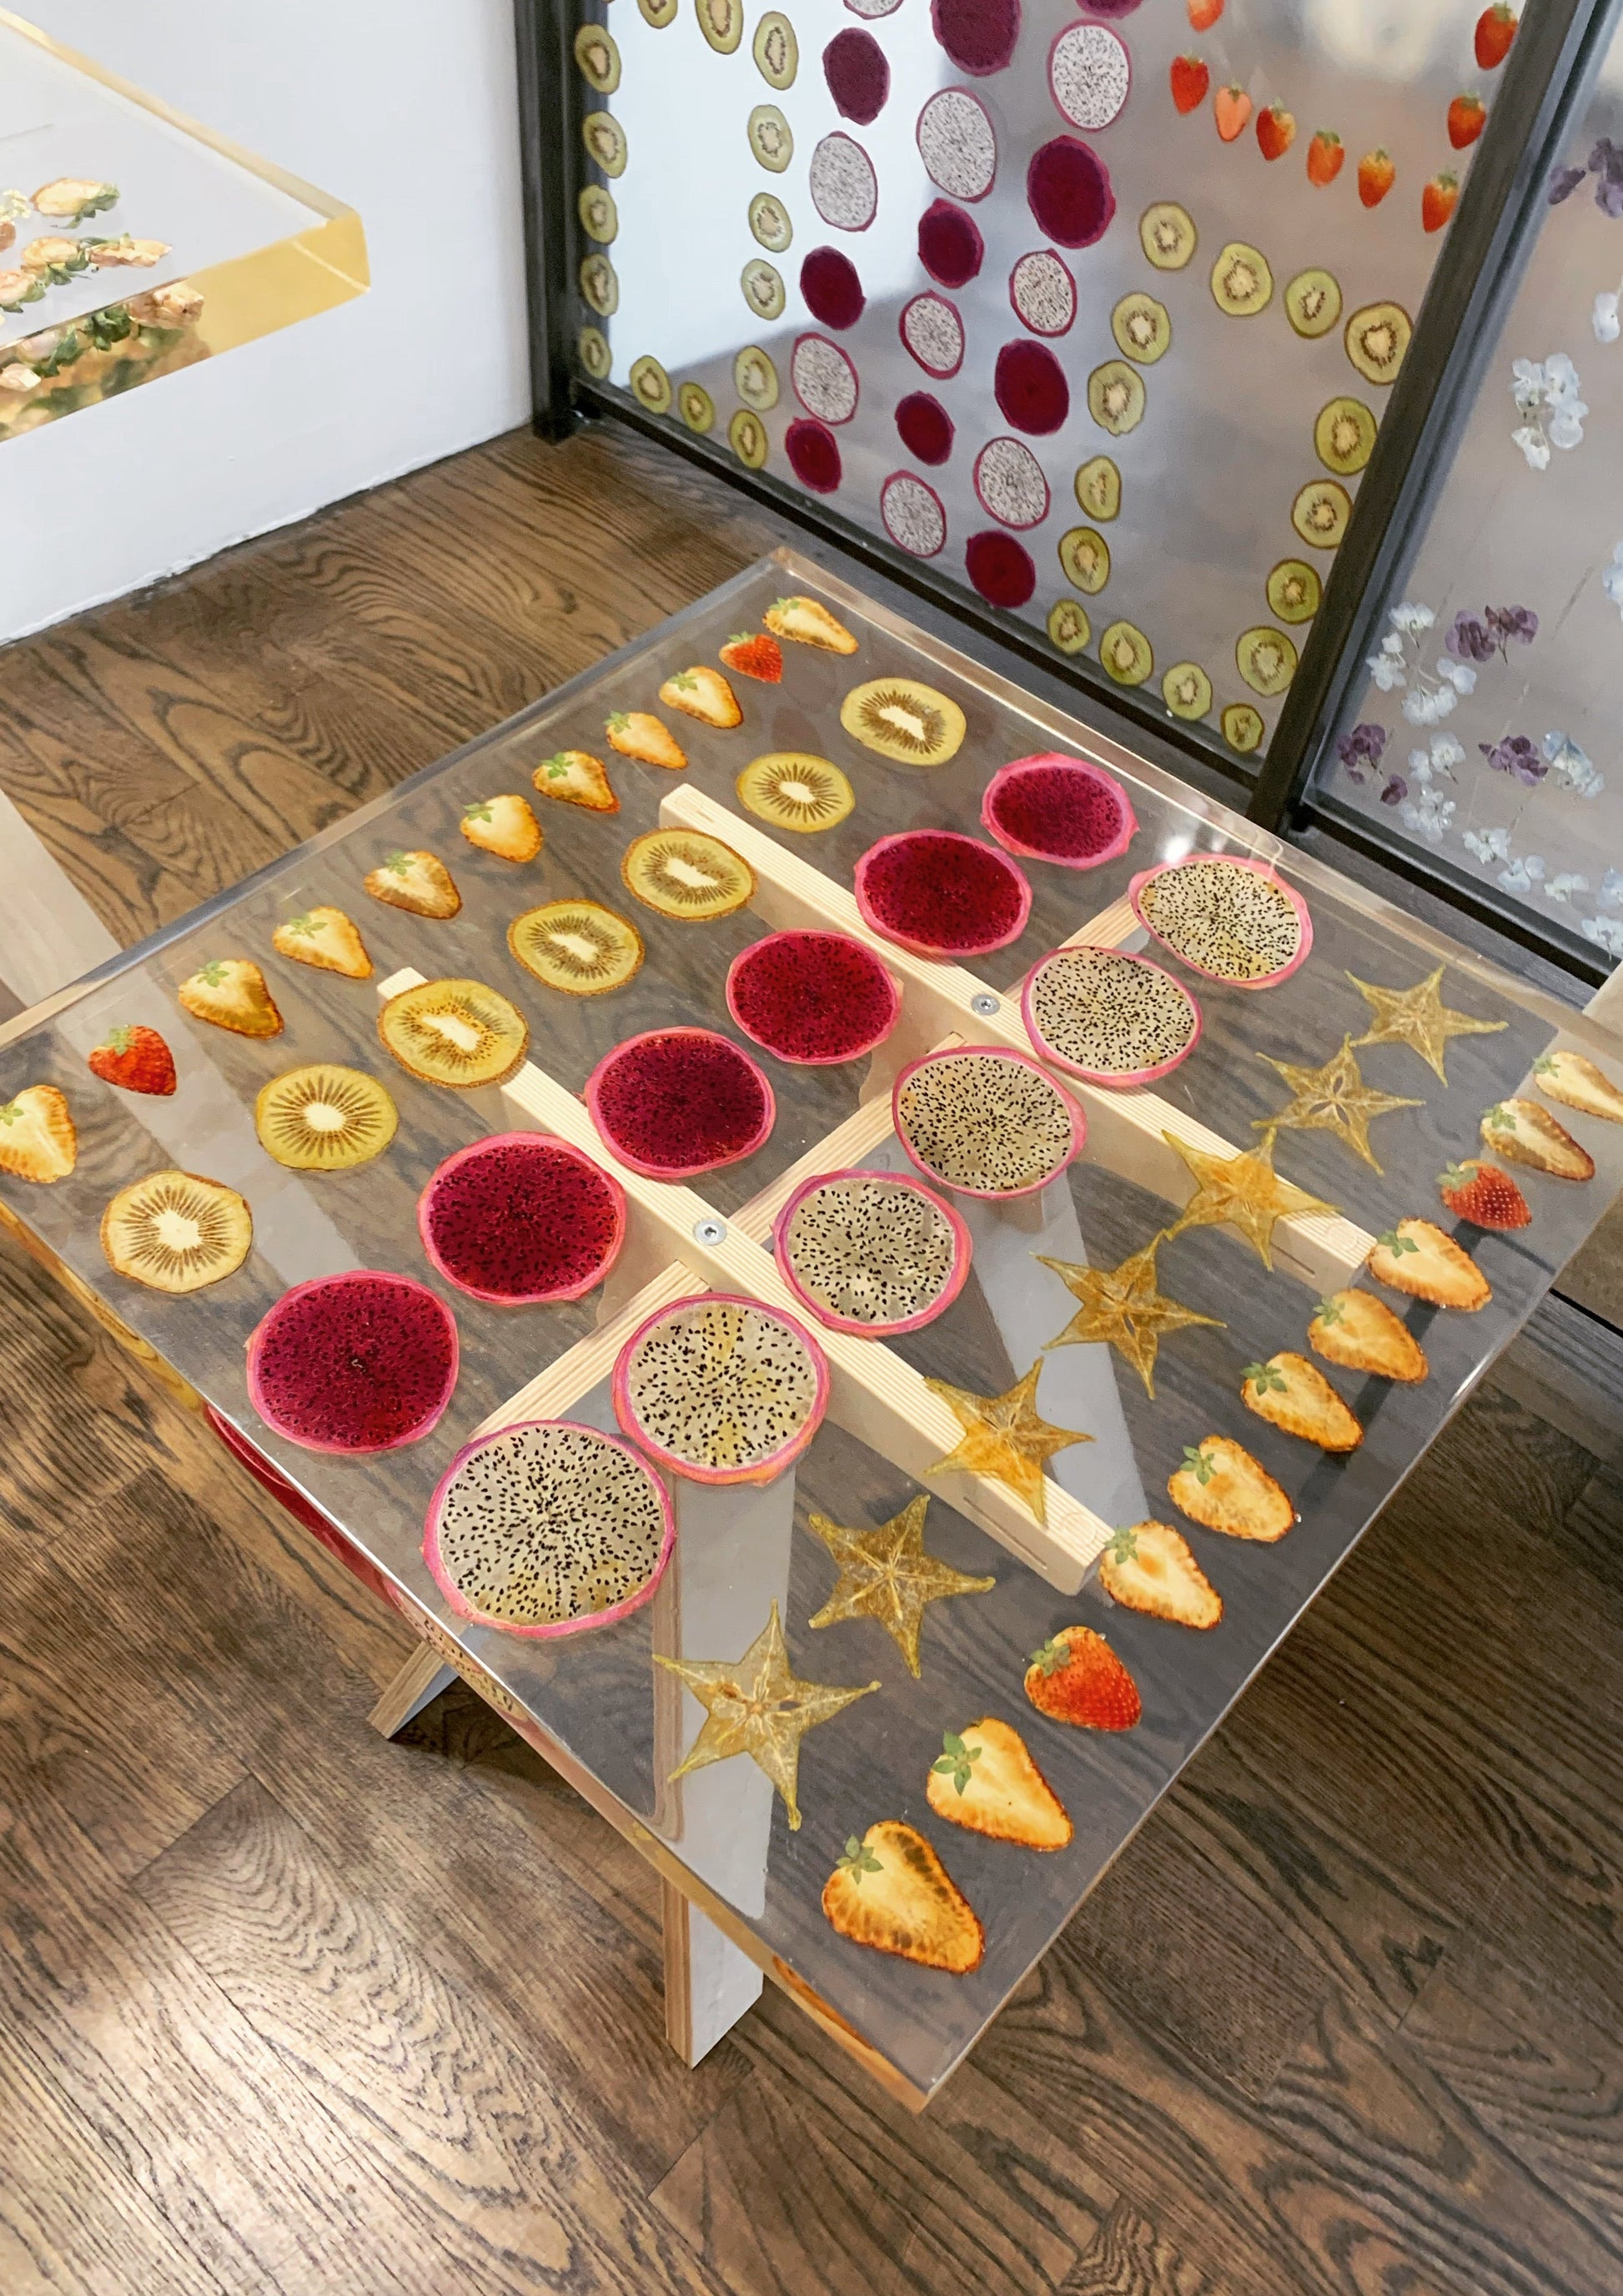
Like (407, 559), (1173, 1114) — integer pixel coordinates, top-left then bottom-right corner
(564, 0), (1497, 767)
(4, 550), (1620, 2105)
(1313, 9), (1623, 977)
(0, 10), (366, 438)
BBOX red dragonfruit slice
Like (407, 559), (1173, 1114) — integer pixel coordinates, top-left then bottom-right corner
(612, 1291), (831, 1485)
(424, 1419), (674, 1638)
(726, 930), (901, 1065)
(247, 1270), (459, 1453)
(1022, 945), (1202, 1088)
(854, 829), (1033, 957)
(893, 1045), (1084, 1197)
(585, 1027), (776, 1178)
(775, 1168), (972, 1335)
(1128, 854), (1314, 989)
(981, 754), (1138, 868)
(418, 1133), (626, 1304)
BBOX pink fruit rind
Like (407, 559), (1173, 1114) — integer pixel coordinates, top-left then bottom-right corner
(981, 753), (1138, 867)
(725, 930), (902, 1065)
(584, 1026), (776, 1178)
(1128, 854), (1314, 989)
(771, 1165), (973, 1335)
(853, 829), (1033, 957)
(422, 1418), (676, 1640)
(892, 1044), (1086, 1198)
(611, 1290), (832, 1486)
(1020, 944), (1203, 1089)
(246, 1270), (459, 1454)
(417, 1132), (627, 1305)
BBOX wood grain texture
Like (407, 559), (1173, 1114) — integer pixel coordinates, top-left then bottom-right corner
(0, 415), (1620, 2295)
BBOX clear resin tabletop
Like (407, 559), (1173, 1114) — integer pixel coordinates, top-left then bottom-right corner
(3, 548), (1620, 2105)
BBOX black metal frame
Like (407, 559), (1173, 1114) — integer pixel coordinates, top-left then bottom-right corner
(513, 0), (1620, 986)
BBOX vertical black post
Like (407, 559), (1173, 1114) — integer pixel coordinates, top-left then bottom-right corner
(515, 0), (577, 443)
(1248, 0), (1620, 831)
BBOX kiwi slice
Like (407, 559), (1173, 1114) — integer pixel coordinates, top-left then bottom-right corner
(1088, 360), (1146, 436)
(582, 113), (627, 177)
(509, 900), (644, 995)
(639, 0), (677, 22)
(730, 409), (770, 469)
(1266, 559), (1321, 625)
(677, 382), (716, 434)
(697, 0), (743, 53)
(839, 677), (967, 766)
(378, 978), (530, 1089)
(1315, 396), (1376, 475)
(1058, 526), (1110, 595)
(578, 326), (611, 382)
(735, 344), (778, 411)
(1140, 202), (1196, 271)
(1221, 704), (1265, 755)
(1048, 600), (1091, 655)
(1074, 455), (1120, 521)
(736, 753), (855, 832)
(741, 259), (785, 322)
(1211, 242), (1273, 317)
(1163, 662), (1212, 721)
(1235, 626), (1299, 699)
(1112, 292), (1172, 365)
(621, 827), (756, 920)
(573, 24), (621, 92)
(101, 1170), (253, 1294)
(1344, 301), (1411, 386)
(580, 253), (618, 316)
(749, 191), (792, 253)
(577, 185), (617, 245)
(255, 1066), (398, 1174)
(1292, 479), (1352, 551)
(752, 9), (798, 88)
(1099, 621), (1153, 687)
(628, 355), (671, 414)
(748, 104), (794, 173)
(1284, 268), (1342, 340)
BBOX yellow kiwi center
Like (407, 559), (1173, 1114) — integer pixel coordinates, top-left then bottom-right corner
(154, 1208), (203, 1253)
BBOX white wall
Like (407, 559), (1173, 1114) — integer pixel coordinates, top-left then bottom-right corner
(4, 2), (532, 641)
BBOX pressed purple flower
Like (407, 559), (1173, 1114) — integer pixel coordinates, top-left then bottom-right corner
(1480, 734), (1547, 786)
(1600, 173), (1623, 219)
(1446, 611), (1496, 662)
(1379, 774), (1408, 806)
(1587, 137), (1623, 179)
(1335, 722), (1386, 782)
(1549, 163), (1587, 205)
(1485, 604), (1539, 651)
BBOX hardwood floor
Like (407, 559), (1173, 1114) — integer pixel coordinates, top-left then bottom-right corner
(1, 415), (1620, 2295)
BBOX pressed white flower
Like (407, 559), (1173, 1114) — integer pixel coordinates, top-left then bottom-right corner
(1600, 867), (1623, 907)
(1603, 545), (1623, 612)
(1542, 732), (1604, 796)
(1593, 291), (1620, 344)
(1379, 632), (1406, 656)
(1436, 656), (1477, 695)
(1500, 855), (1547, 894)
(1366, 652), (1406, 692)
(1401, 795), (1453, 844)
(1465, 826), (1512, 867)
(1549, 402), (1589, 450)
(1512, 424), (1552, 470)
(1545, 351), (1582, 399)
(1389, 601), (1435, 636)
(1408, 746), (1433, 786)
(1402, 684), (1455, 725)
(1430, 732), (1466, 773)
(1545, 872), (1589, 904)
(1582, 913), (1623, 957)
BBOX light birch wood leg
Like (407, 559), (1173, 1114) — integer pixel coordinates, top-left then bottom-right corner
(662, 1879), (764, 2065)
(369, 1643), (456, 1739)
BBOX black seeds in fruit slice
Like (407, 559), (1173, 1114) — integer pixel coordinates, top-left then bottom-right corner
(1344, 301), (1411, 385)
(1291, 480), (1351, 550)
(881, 472), (948, 558)
(1314, 396), (1376, 475)
(573, 25), (621, 90)
(809, 132), (878, 230)
(749, 104), (795, 173)
(1162, 661), (1212, 721)
(726, 930), (899, 1063)
(736, 753), (855, 831)
(1099, 620), (1152, 686)
(753, 9), (798, 88)
(1285, 268), (1342, 339)
(420, 1135), (626, 1304)
(1211, 242), (1272, 316)
(1087, 361), (1145, 436)
(917, 198), (983, 288)
(800, 246), (865, 329)
(823, 28), (889, 122)
(974, 437), (1050, 530)
(750, 192), (793, 253)
(249, 1273), (457, 1454)
(1009, 249), (1075, 336)
(932, 0), (1021, 77)
(1048, 600), (1090, 654)
(1266, 559), (1321, 624)
(587, 1030), (774, 1178)
(994, 339), (1069, 434)
(1140, 201), (1195, 270)
(791, 334), (859, 423)
(840, 677), (967, 764)
(508, 900), (643, 994)
(916, 88), (997, 202)
(786, 418), (842, 493)
(1112, 292), (1170, 364)
(1236, 626), (1298, 697)
(1222, 704), (1264, 754)
(1027, 137), (1114, 249)
(900, 291), (964, 376)
(896, 390), (954, 464)
(698, 0), (743, 50)
(966, 530), (1035, 609)
(1074, 455), (1120, 520)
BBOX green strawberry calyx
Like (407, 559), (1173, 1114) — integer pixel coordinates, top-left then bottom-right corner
(605, 712), (631, 731)
(195, 960), (229, 986)
(670, 672), (696, 691)
(837, 1834), (882, 1881)
(1031, 1635), (1072, 1676)
(1182, 1444), (1216, 1484)
(1244, 1360), (1289, 1394)
(1533, 1053), (1558, 1076)
(100, 1026), (135, 1054)
(1376, 1228), (1419, 1255)
(1485, 1102), (1514, 1130)
(0, 1101), (21, 1124)
(931, 1731), (982, 1796)
(1314, 1296), (1344, 1325)
(1108, 1525), (1139, 1565)
(383, 851), (412, 875)
(1439, 1163), (1477, 1190)
(284, 912), (319, 937)
(463, 801), (494, 821)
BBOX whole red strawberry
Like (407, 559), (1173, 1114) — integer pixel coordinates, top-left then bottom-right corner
(1449, 92), (1487, 148)
(1423, 171), (1460, 231)
(1170, 54), (1210, 116)
(1256, 104), (1295, 162)
(88, 1023), (177, 1097)
(1358, 148), (1395, 206)
(718, 631), (782, 682)
(1475, 3), (1516, 69)
(1024, 1625), (1141, 1731)
(1307, 128), (1345, 186)
(1439, 1158), (1530, 1230)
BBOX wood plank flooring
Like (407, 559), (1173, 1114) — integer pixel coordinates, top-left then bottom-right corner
(1, 415), (1620, 2295)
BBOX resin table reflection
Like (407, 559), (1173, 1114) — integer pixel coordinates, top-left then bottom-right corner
(3, 549), (1620, 2108)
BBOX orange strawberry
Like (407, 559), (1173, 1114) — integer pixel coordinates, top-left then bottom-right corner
(1213, 83), (1252, 141)
(1423, 172), (1459, 232)
(718, 631), (782, 683)
(87, 1023), (177, 1098)
(1438, 1159), (1530, 1231)
(1187, 0), (1224, 28)
(1171, 55), (1210, 116)
(1358, 148), (1395, 207)
(1449, 92), (1487, 148)
(1256, 105), (1295, 162)
(1024, 1625), (1141, 1731)
(1475, 3), (1516, 69)
(1307, 129), (1344, 187)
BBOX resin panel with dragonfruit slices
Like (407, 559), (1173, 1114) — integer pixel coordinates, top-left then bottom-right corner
(3, 549), (1620, 2104)
(569, 0), (1500, 767)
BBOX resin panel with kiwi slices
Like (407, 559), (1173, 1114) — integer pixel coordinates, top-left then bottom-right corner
(4, 549), (1621, 2107)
